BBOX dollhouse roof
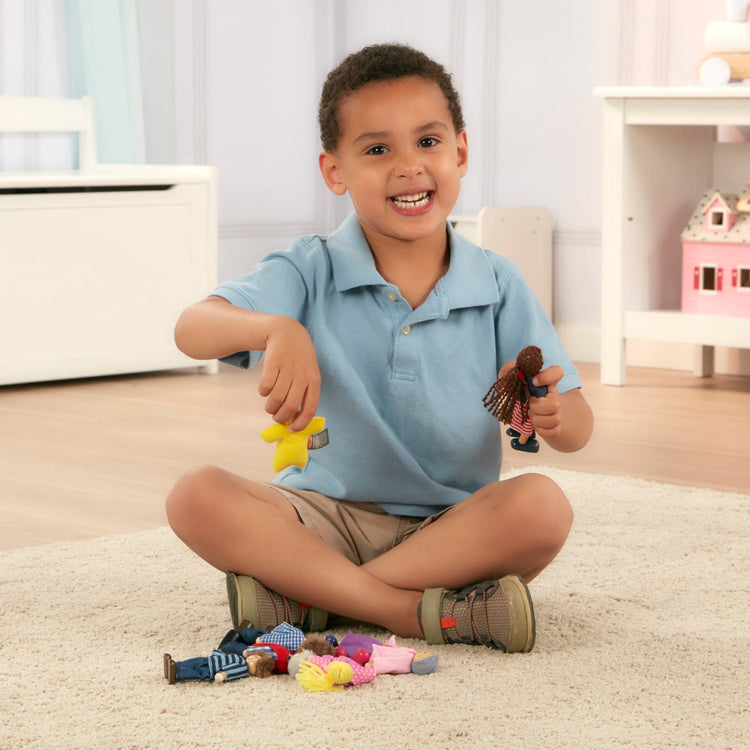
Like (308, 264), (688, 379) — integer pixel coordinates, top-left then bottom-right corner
(681, 190), (750, 245)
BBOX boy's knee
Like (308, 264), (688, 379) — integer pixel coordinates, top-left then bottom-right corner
(526, 473), (573, 547)
(505, 473), (573, 550)
(165, 464), (225, 532)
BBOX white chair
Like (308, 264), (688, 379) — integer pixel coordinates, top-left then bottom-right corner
(477, 206), (553, 319)
(0, 96), (218, 386)
(0, 95), (97, 169)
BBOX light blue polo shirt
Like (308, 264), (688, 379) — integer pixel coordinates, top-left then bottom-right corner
(213, 212), (581, 517)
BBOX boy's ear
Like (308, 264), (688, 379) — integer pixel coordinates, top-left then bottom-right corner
(318, 151), (347, 195)
(456, 130), (469, 177)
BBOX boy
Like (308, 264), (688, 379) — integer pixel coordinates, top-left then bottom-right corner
(167, 44), (593, 651)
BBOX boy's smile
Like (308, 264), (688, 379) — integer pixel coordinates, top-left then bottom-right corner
(390, 190), (432, 214)
(319, 76), (468, 258)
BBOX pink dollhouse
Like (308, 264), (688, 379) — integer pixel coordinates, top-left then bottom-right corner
(681, 189), (750, 317)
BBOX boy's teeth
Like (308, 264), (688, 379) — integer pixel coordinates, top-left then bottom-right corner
(392, 191), (430, 207)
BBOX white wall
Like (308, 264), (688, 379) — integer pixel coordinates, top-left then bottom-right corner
(0, 0), (72, 169)
(1, 0), (740, 371)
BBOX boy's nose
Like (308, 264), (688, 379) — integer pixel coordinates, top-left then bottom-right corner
(397, 161), (423, 178)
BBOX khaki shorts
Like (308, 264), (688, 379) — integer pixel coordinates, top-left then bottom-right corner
(269, 483), (448, 565)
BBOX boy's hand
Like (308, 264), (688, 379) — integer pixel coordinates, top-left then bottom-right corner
(525, 363), (593, 453)
(259, 318), (321, 432)
(494, 359), (593, 452)
(527, 365), (564, 441)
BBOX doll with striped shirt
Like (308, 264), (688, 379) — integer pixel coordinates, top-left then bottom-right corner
(482, 345), (548, 453)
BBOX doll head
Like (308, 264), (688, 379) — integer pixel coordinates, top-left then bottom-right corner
(516, 345), (544, 379)
(482, 345), (544, 424)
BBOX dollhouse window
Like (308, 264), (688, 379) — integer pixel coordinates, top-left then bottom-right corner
(738, 267), (750, 290)
(709, 210), (724, 228)
(699, 265), (718, 293)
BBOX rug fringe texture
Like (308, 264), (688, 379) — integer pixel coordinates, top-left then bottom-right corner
(1, 467), (748, 749)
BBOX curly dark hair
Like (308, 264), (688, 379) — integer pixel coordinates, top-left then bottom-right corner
(318, 43), (465, 153)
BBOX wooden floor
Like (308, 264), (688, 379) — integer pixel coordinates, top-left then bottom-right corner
(1, 362), (748, 551)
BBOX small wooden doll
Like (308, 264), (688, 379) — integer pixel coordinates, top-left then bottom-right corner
(162, 649), (276, 684)
(482, 345), (548, 453)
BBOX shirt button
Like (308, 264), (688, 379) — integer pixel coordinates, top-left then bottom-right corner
(401, 325), (412, 335)
(386, 292), (397, 301)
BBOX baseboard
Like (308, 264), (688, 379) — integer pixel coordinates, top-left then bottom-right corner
(556, 322), (750, 375)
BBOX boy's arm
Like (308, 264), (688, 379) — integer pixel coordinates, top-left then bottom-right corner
(527, 366), (593, 453)
(174, 296), (321, 431)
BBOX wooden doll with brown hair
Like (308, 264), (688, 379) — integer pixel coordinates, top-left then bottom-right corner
(482, 345), (548, 453)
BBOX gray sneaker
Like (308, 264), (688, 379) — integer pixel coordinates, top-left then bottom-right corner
(226, 572), (328, 632)
(419, 575), (535, 652)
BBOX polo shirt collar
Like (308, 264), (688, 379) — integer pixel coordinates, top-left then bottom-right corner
(327, 212), (499, 310)
(327, 213), (386, 291)
(441, 222), (500, 309)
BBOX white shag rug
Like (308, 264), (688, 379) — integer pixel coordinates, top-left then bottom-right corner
(1, 467), (748, 750)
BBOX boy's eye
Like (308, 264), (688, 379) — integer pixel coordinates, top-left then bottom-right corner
(419, 137), (439, 148)
(366, 144), (387, 155)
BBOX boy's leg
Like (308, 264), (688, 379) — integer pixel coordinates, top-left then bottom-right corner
(362, 472), (573, 590)
(166, 467), (571, 645)
(165, 465), (424, 637)
(360, 472), (572, 651)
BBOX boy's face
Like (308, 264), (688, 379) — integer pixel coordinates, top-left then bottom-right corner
(319, 76), (468, 250)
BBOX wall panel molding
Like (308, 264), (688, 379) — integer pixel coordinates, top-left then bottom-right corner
(314, 0), (346, 233)
(447, 0), (466, 214)
(554, 229), (601, 248)
(24, 0), (39, 169)
(325, 0), (351, 231)
(482, 0), (498, 208)
(654, 0), (671, 85)
(219, 222), (320, 240)
(209, 0), (345, 274)
(192, 0), (207, 165)
(619, 0), (635, 85)
(449, 0), (465, 101)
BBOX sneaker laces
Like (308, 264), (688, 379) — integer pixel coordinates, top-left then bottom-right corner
(441, 580), (510, 650)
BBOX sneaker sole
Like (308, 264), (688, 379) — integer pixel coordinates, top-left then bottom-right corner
(226, 572), (245, 630)
(500, 575), (536, 653)
(226, 571), (277, 630)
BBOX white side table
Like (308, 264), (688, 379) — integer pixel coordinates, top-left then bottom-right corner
(595, 86), (750, 385)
